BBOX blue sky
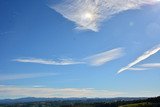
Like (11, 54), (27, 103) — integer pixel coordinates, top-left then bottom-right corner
(0, 0), (160, 99)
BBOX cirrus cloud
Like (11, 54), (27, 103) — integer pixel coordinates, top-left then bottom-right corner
(0, 73), (58, 81)
(117, 44), (160, 74)
(51, 0), (159, 31)
(13, 48), (124, 67)
(13, 58), (84, 65)
(140, 63), (160, 68)
(0, 85), (124, 99)
(84, 48), (124, 66)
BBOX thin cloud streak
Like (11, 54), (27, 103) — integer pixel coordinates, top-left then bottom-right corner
(128, 67), (148, 71)
(14, 48), (124, 66)
(124, 63), (160, 71)
(84, 48), (124, 66)
(0, 73), (58, 81)
(117, 44), (160, 74)
(52, 0), (159, 31)
(13, 58), (84, 65)
(0, 86), (125, 99)
(140, 63), (160, 68)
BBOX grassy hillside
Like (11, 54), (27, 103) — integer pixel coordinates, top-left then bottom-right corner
(120, 102), (154, 107)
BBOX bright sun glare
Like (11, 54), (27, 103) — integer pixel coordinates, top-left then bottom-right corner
(84, 12), (93, 21)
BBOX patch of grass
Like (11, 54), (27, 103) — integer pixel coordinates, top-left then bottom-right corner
(119, 102), (152, 107)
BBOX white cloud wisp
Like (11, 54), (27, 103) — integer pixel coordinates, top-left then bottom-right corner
(140, 63), (160, 68)
(0, 73), (58, 81)
(0, 86), (124, 99)
(84, 48), (124, 66)
(117, 44), (160, 74)
(127, 67), (148, 71)
(13, 58), (84, 65)
(14, 48), (124, 67)
(52, 0), (159, 31)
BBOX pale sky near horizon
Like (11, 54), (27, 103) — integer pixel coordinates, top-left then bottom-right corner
(0, 0), (160, 99)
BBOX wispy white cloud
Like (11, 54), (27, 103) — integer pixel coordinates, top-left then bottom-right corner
(14, 48), (124, 67)
(125, 62), (160, 71)
(0, 85), (124, 99)
(84, 48), (124, 66)
(0, 73), (58, 81)
(117, 44), (160, 74)
(128, 67), (148, 71)
(33, 85), (46, 88)
(51, 0), (159, 31)
(140, 63), (160, 68)
(13, 58), (84, 65)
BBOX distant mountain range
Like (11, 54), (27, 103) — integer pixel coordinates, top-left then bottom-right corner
(0, 97), (147, 104)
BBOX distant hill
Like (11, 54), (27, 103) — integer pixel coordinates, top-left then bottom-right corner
(0, 97), (146, 104)
(0, 96), (159, 107)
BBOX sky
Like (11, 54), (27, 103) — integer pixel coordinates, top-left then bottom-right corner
(0, 0), (160, 99)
